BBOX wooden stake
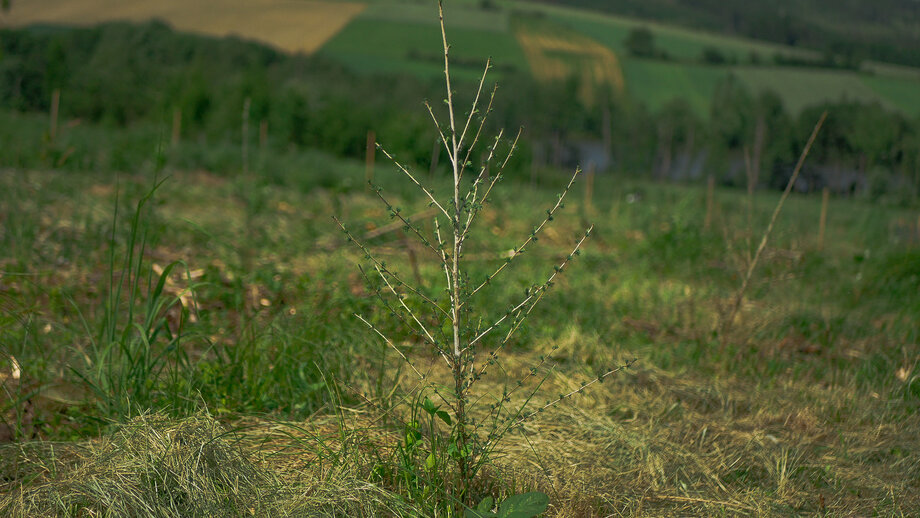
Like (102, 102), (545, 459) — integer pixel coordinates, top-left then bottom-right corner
(429, 138), (440, 177)
(403, 234), (423, 287)
(818, 187), (829, 250)
(656, 123), (672, 181)
(704, 175), (715, 230)
(584, 162), (595, 214)
(531, 145), (540, 188)
(366, 129), (376, 188)
(49, 89), (60, 142)
(601, 99), (611, 163)
(242, 97), (251, 174)
(259, 119), (268, 151)
(171, 107), (181, 147)
(751, 116), (765, 189)
(552, 131), (562, 169)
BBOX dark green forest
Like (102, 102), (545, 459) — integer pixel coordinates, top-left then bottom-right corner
(2, 21), (919, 202)
(539, 0), (920, 69)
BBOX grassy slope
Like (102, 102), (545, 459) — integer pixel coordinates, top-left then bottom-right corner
(1, 112), (918, 514)
(1, 0), (366, 54)
(319, 1), (528, 81)
(534, 1), (815, 62)
(319, 0), (920, 117)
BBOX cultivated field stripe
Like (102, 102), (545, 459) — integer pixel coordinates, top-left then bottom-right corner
(513, 18), (625, 105)
(1, 0), (366, 54)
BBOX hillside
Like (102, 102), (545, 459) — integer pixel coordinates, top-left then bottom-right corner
(0, 0), (365, 54)
(2, 0), (919, 198)
(4, 0), (920, 117)
(537, 0), (920, 69)
(319, 0), (920, 117)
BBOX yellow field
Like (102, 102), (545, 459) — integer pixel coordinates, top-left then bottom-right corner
(1, 0), (366, 54)
(514, 21), (625, 105)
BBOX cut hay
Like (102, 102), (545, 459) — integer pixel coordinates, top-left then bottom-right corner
(0, 412), (411, 517)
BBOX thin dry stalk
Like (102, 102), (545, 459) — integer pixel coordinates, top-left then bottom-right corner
(704, 175), (715, 231)
(365, 129), (376, 189)
(49, 89), (60, 142)
(818, 186), (829, 250)
(242, 97), (251, 175)
(720, 111), (827, 340)
(171, 107), (181, 147)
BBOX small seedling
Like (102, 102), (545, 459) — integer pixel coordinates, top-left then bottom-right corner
(465, 492), (549, 518)
(337, 1), (633, 509)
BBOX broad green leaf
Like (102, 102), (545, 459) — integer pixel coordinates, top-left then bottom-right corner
(497, 492), (549, 518)
(405, 421), (421, 447)
(435, 409), (452, 425)
(464, 496), (497, 518)
(422, 397), (439, 415)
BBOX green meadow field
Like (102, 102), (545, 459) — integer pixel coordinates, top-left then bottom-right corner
(2, 131), (918, 514)
(318, 0), (920, 116)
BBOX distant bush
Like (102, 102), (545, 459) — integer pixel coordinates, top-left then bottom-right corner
(624, 27), (668, 60)
(701, 47), (727, 65)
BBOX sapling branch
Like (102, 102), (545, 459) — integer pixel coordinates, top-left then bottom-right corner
(377, 146), (451, 219)
(371, 185), (441, 259)
(465, 226), (593, 353)
(461, 128), (511, 227)
(465, 169), (581, 302)
(459, 128), (505, 242)
(469, 350), (552, 421)
(461, 128), (523, 241)
(373, 265), (451, 367)
(513, 358), (638, 426)
(456, 61), (495, 171)
(434, 217), (453, 290)
(424, 101), (452, 162)
(458, 83), (498, 182)
(355, 314), (426, 382)
(354, 314), (454, 411)
(469, 128), (522, 208)
(334, 216), (448, 318)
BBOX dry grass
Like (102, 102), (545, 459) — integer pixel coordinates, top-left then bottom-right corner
(1, 0), (366, 54)
(457, 348), (920, 517)
(0, 412), (415, 517)
(4, 357), (917, 517)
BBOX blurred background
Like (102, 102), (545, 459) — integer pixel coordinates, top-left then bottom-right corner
(2, 0), (919, 201)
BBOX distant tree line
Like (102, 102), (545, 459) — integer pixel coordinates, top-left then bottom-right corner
(1, 21), (917, 202)
(543, 0), (920, 69)
(623, 27), (861, 71)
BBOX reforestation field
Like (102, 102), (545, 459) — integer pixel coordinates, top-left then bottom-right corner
(1, 1), (919, 516)
(1, 136), (919, 515)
